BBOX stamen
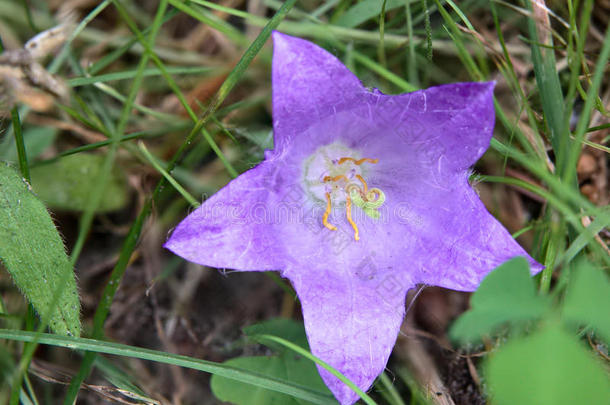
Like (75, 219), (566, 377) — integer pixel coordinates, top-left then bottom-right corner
(345, 194), (359, 241)
(345, 183), (364, 197)
(338, 157), (379, 166)
(367, 188), (381, 202)
(323, 174), (349, 183)
(355, 174), (368, 194)
(323, 192), (337, 231)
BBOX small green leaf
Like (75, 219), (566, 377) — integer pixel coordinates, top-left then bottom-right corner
(211, 319), (332, 405)
(450, 257), (547, 342)
(30, 153), (128, 212)
(486, 324), (610, 405)
(562, 261), (610, 343)
(0, 162), (80, 336)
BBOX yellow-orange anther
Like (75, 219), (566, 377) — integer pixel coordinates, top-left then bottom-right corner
(355, 174), (368, 193)
(345, 195), (359, 241)
(323, 174), (349, 183)
(323, 192), (337, 231)
(337, 157), (379, 166)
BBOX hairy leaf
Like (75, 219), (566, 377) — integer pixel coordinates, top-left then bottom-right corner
(0, 162), (80, 336)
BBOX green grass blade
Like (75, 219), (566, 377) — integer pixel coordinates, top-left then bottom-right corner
(63, 2), (169, 402)
(564, 21), (610, 187)
(68, 66), (214, 87)
(138, 142), (200, 208)
(114, 0), (238, 178)
(10, 109), (29, 182)
(190, 0), (299, 134)
(0, 329), (336, 405)
(524, 0), (566, 164)
(257, 334), (377, 405)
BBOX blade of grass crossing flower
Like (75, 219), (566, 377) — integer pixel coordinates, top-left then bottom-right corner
(63, 2), (169, 402)
(256, 335), (378, 405)
(0, 330), (336, 405)
(138, 142), (200, 208)
(189, 0), (299, 140)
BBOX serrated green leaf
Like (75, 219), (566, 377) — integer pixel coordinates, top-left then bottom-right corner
(30, 153), (128, 212)
(486, 324), (610, 405)
(211, 319), (332, 405)
(0, 162), (80, 336)
(450, 257), (548, 342)
(562, 261), (610, 343)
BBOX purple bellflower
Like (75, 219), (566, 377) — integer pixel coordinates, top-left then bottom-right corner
(165, 32), (543, 404)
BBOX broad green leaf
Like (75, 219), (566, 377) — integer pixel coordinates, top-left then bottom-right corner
(562, 261), (610, 343)
(0, 162), (80, 336)
(211, 319), (332, 405)
(486, 324), (610, 405)
(244, 318), (309, 349)
(30, 153), (128, 212)
(450, 257), (547, 342)
(335, 0), (405, 28)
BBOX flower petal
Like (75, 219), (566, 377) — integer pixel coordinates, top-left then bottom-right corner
(272, 32), (364, 152)
(386, 82), (497, 172)
(407, 175), (543, 291)
(164, 162), (286, 271)
(285, 266), (412, 405)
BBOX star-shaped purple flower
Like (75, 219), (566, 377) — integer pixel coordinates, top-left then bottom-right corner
(165, 32), (542, 404)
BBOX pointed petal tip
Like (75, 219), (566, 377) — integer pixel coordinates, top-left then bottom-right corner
(271, 30), (301, 50)
(529, 258), (545, 275)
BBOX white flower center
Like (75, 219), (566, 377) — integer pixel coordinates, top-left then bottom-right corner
(302, 142), (385, 241)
